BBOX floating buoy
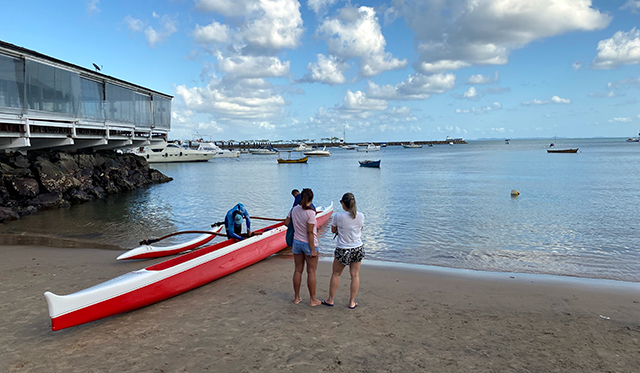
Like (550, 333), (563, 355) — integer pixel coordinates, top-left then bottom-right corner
(510, 189), (520, 196)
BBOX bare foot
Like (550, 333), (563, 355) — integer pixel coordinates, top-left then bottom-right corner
(293, 297), (302, 304)
(310, 299), (322, 307)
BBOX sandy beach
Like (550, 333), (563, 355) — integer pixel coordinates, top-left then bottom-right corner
(1, 244), (639, 372)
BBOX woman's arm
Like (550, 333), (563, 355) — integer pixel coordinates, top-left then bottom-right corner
(284, 216), (290, 226)
(307, 222), (316, 256)
(331, 225), (337, 234)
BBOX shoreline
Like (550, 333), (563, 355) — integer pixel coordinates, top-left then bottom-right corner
(2, 244), (639, 372)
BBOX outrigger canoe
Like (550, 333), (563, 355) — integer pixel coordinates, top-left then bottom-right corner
(117, 225), (225, 260)
(44, 203), (333, 331)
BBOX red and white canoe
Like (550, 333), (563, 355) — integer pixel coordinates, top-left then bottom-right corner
(44, 203), (333, 331)
(116, 225), (225, 260)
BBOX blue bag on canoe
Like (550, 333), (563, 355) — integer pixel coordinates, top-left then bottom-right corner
(286, 220), (294, 246)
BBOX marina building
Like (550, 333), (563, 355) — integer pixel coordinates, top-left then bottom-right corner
(0, 40), (171, 153)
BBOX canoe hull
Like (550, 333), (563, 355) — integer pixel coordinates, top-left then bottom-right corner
(547, 148), (579, 153)
(45, 203), (333, 331)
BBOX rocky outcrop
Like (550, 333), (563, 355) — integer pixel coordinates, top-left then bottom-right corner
(0, 150), (172, 223)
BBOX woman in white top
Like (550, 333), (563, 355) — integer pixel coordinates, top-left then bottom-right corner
(322, 192), (365, 309)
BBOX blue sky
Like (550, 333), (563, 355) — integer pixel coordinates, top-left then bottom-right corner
(1, 0), (639, 142)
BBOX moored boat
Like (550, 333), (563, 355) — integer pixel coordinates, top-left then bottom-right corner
(547, 148), (579, 153)
(402, 142), (422, 148)
(44, 203), (333, 331)
(277, 151), (308, 163)
(116, 225), (225, 260)
(304, 146), (331, 156)
(356, 144), (381, 152)
(136, 141), (215, 163)
(249, 146), (278, 155)
(359, 159), (381, 168)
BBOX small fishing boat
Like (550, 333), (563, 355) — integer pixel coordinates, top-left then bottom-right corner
(547, 148), (579, 153)
(505, 139), (510, 144)
(291, 143), (313, 151)
(44, 203), (334, 331)
(304, 146), (331, 156)
(136, 141), (215, 163)
(117, 225), (225, 260)
(277, 151), (308, 164)
(402, 142), (422, 148)
(359, 160), (380, 168)
(356, 144), (380, 152)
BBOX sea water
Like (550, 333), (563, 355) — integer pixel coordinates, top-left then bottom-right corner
(2, 138), (639, 282)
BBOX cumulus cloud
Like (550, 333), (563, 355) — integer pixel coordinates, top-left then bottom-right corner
(217, 55), (290, 79)
(86, 0), (100, 15)
(195, 0), (303, 51)
(302, 54), (350, 85)
(175, 77), (287, 123)
(522, 96), (571, 106)
(456, 87), (479, 100)
(366, 73), (456, 100)
(608, 117), (633, 123)
(572, 61), (583, 71)
(592, 28), (640, 69)
(455, 102), (501, 114)
(317, 6), (407, 78)
(396, 0), (610, 73)
(193, 22), (231, 44)
(124, 16), (144, 32)
(467, 72), (499, 85)
(621, 1), (640, 13)
(341, 90), (388, 112)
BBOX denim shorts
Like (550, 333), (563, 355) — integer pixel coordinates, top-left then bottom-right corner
(292, 239), (314, 256)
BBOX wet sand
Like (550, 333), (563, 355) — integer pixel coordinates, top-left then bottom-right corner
(1, 244), (639, 372)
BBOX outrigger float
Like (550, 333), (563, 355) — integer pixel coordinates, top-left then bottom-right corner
(44, 203), (333, 331)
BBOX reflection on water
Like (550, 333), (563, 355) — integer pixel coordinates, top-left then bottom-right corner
(3, 138), (640, 282)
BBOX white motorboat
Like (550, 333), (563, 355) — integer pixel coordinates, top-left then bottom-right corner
(291, 143), (313, 151)
(402, 142), (422, 148)
(136, 142), (214, 163)
(304, 146), (331, 156)
(356, 144), (380, 152)
(196, 142), (240, 158)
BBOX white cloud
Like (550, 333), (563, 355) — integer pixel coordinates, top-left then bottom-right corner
(86, 0), (100, 15)
(366, 73), (456, 100)
(175, 77), (287, 123)
(621, 1), (640, 13)
(241, 0), (304, 51)
(551, 96), (571, 104)
(608, 117), (633, 123)
(522, 96), (571, 106)
(125, 14), (178, 48)
(592, 28), (640, 69)
(193, 22), (231, 44)
(303, 54), (350, 85)
(317, 6), (407, 77)
(455, 102), (501, 115)
(458, 87), (479, 100)
(124, 16), (144, 32)
(397, 0), (610, 73)
(572, 61), (583, 71)
(217, 55), (290, 79)
(606, 76), (640, 89)
(341, 90), (388, 112)
(588, 91), (617, 98)
(467, 72), (499, 85)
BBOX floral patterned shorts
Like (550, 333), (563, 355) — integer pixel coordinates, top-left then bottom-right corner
(334, 245), (365, 266)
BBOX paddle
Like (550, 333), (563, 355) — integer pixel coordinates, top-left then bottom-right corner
(249, 216), (285, 222)
(139, 222), (228, 245)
